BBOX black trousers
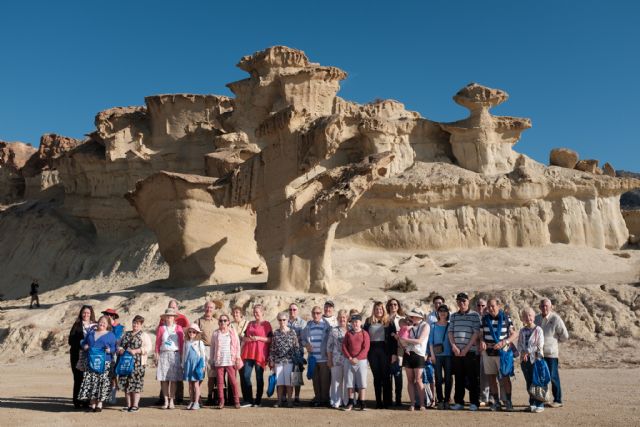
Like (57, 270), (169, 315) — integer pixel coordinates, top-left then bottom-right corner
(453, 352), (480, 406)
(70, 355), (83, 406)
(368, 342), (392, 406)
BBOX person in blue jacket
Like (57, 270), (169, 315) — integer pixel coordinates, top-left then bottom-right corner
(78, 315), (117, 412)
(101, 308), (124, 404)
(429, 304), (453, 409)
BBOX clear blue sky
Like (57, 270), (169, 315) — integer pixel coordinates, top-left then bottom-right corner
(1, 0), (638, 170)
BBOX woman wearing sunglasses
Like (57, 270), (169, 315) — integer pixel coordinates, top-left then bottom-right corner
(210, 314), (243, 409)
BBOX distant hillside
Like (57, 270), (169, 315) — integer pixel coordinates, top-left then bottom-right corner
(618, 170), (640, 210)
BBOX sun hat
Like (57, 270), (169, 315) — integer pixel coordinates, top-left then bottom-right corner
(187, 323), (202, 333)
(161, 308), (178, 318)
(101, 308), (119, 319)
(406, 309), (425, 319)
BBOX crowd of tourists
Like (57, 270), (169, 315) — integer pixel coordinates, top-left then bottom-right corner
(68, 294), (568, 413)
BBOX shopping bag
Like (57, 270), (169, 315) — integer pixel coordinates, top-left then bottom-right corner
(88, 347), (106, 374)
(115, 351), (135, 376)
(267, 372), (277, 397)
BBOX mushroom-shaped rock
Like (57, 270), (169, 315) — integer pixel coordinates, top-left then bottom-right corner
(550, 148), (579, 169)
(441, 83), (531, 175)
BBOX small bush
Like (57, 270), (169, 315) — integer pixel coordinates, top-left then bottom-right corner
(385, 276), (417, 293)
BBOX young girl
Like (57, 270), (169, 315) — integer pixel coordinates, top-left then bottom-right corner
(183, 324), (207, 410)
(517, 307), (545, 413)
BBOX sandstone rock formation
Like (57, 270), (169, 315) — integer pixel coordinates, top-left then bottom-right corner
(0, 141), (36, 203)
(575, 159), (599, 174)
(603, 162), (616, 177)
(550, 147), (579, 169)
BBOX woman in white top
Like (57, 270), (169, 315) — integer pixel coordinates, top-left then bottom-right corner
(399, 309), (430, 411)
(155, 308), (184, 409)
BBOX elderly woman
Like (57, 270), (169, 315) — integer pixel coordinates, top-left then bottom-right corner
(517, 307), (546, 413)
(269, 311), (299, 407)
(241, 304), (272, 407)
(364, 301), (392, 409)
(327, 309), (349, 409)
(211, 313), (242, 409)
(78, 315), (117, 412)
(399, 309), (430, 411)
(69, 305), (96, 409)
(155, 308), (184, 409)
(386, 298), (404, 406)
(117, 315), (152, 412)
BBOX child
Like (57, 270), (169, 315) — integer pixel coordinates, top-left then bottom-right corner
(342, 314), (370, 411)
(183, 324), (207, 410)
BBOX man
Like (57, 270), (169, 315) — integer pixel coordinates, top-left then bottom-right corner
(479, 298), (517, 411)
(29, 279), (40, 309)
(101, 308), (124, 404)
(535, 298), (569, 408)
(301, 306), (331, 407)
(322, 301), (337, 327)
(448, 292), (481, 411)
(196, 301), (218, 406)
(288, 303), (307, 405)
(428, 295), (445, 325)
(475, 298), (491, 407)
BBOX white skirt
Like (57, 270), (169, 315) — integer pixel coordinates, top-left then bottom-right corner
(156, 351), (183, 381)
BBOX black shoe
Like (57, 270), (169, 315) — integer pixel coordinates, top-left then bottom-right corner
(359, 400), (367, 411)
(293, 398), (301, 406)
(375, 402), (383, 409)
(128, 406), (139, 412)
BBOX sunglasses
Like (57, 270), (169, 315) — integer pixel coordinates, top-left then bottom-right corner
(289, 308), (297, 311)
(477, 304), (486, 307)
(188, 330), (198, 334)
(312, 311), (322, 315)
(219, 319), (228, 323)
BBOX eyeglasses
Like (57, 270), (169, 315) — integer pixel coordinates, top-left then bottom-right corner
(219, 319), (228, 323)
(312, 311), (322, 315)
(289, 308), (297, 311)
(389, 302), (398, 306)
(278, 319), (287, 322)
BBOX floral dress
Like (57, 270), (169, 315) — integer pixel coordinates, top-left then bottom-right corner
(118, 331), (145, 393)
(268, 329), (299, 364)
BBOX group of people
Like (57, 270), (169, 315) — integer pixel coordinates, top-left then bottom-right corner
(68, 294), (568, 414)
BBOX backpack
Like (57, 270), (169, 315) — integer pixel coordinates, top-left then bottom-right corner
(115, 351), (135, 376)
(88, 347), (106, 374)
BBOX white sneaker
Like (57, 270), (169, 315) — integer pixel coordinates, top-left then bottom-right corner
(450, 403), (464, 410)
(191, 402), (200, 410)
(528, 405), (536, 412)
(469, 404), (478, 411)
(534, 406), (545, 413)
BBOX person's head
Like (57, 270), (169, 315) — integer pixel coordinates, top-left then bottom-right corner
(168, 299), (179, 310)
(368, 301), (388, 325)
(253, 304), (264, 321)
(349, 308), (360, 317)
(162, 308), (177, 325)
(311, 306), (323, 322)
(96, 315), (111, 331)
(476, 298), (487, 314)
(232, 306), (244, 321)
(204, 301), (215, 318)
(386, 298), (404, 316)
(218, 313), (230, 330)
(456, 292), (470, 312)
(288, 303), (299, 319)
(437, 304), (450, 321)
(132, 315), (144, 332)
(101, 308), (119, 324)
(432, 296), (445, 311)
(324, 301), (335, 317)
(77, 305), (96, 324)
(520, 307), (536, 326)
(487, 298), (501, 317)
(539, 298), (553, 317)
(350, 314), (362, 330)
(399, 317), (411, 328)
(407, 309), (425, 324)
(336, 309), (348, 328)
(186, 324), (201, 341)
(277, 311), (289, 328)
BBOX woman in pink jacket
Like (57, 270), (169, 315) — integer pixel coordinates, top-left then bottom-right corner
(155, 308), (184, 409)
(210, 313), (243, 409)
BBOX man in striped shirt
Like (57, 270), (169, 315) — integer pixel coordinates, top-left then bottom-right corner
(479, 298), (517, 411)
(448, 292), (481, 411)
(301, 306), (330, 407)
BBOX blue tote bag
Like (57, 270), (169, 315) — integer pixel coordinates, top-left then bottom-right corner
(115, 351), (135, 376)
(88, 347), (106, 374)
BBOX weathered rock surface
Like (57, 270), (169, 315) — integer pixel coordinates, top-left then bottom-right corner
(0, 141), (37, 203)
(603, 162), (616, 177)
(575, 159), (599, 174)
(550, 147), (579, 169)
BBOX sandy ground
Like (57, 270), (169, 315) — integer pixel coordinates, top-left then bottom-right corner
(0, 358), (638, 426)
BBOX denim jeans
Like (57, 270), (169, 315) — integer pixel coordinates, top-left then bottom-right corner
(242, 359), (264, 404)
(544, 357), (562, 403)
(520, 361), (545, 408)
(434, 355), (453, 402)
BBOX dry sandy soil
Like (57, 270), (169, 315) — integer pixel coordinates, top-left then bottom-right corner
(0, 358), (638, 426)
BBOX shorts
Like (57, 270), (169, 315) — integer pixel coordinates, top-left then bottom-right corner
(402, 352), (425, 369)
(275, 362), (293, 386)
(482, 354), (501, 375)
(344, 359), (368, 389)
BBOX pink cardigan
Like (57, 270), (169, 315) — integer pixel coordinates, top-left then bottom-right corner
(155, 324), (184, 354)
(210, 328), (242, 368)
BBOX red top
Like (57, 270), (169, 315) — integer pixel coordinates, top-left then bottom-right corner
(157, 313), (190, 329)
(342, 329), (370, 360)
(241, 320), (273, 367)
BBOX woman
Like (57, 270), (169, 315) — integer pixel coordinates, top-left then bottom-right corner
(386, 298), (404, 406)
(240, 304), (272, 407)
(68, 305), (96, 409)
(77, 315), (117, 412)
(230, 306), (250, 406)
(268, 311), (299, 408)
(517, 307), (546, 413)
(399, 309), (430, 411)
(210, 313), (243, 409)
(326, 309), (349, 409)
(429, 304), (452, 409)
(117, 315), (152, 412)
(155, 308), (184, 409)
(364, 301), (392, 409)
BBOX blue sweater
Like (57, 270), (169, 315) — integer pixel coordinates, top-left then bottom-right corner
(81, 330), (117, 362)
(428, 323), (452, 356)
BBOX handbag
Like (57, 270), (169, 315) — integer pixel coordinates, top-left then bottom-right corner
(115, 351), (135, 376)
(528, 358), (551, 402)
(290, 365), (304, 386)
(266, 372), (277, 397)
(88, 347), (106, 374)
(75, 349), (87, 372)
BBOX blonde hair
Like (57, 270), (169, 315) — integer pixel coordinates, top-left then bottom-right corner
(366, 301), (389, 326)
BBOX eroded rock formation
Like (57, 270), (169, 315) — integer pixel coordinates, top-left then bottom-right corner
(0, 141), (36, 203)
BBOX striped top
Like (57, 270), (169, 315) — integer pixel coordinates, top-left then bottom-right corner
(481, 312), (513, 345)
(449, 310), (481, 352)
(301, 320), (329, 362)
(217, 332), (232, 366)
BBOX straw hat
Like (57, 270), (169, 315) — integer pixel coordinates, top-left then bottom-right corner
(406, 309), (425, 319)
(161, 308), (178, 318)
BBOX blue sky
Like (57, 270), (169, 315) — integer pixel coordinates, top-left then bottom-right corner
(1, 0), (638, 170)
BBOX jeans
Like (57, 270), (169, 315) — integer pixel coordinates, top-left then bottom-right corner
(521, 361), (545, 408)
(368, 342), (392, 405)
(434, 355), (453, 403)
(544, 357), (562, 403)
(242, 359), (264, 404)
(453, 352), (480, 406)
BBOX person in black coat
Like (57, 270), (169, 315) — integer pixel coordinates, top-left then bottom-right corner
(68, 304), (96, 408)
